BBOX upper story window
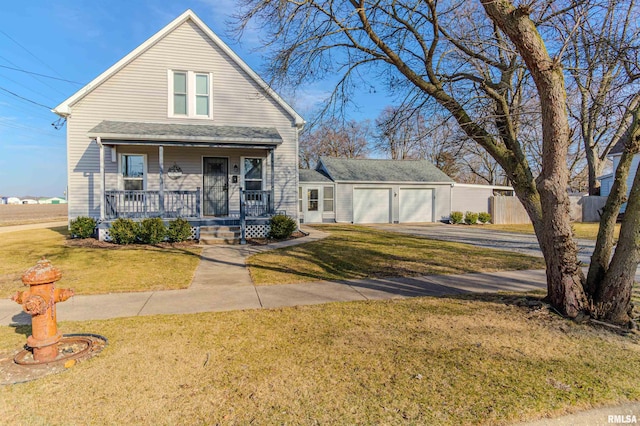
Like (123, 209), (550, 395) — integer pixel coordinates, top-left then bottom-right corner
(169, 70), (212, 118)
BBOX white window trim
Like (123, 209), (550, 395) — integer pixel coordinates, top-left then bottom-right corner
(168, 70), (213, 119)
(118, 153), (148, 191)
(323, 186), (335, 212)
(240, 156), (266, 190)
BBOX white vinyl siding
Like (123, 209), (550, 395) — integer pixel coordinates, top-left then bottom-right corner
(65, 19), (299, 220)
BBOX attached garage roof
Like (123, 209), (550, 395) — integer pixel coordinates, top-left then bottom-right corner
(87, 121), (282, 146)
(318, 157), (454, 183)
(299, 169), (333, 183)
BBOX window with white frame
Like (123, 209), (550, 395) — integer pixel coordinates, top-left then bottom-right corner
(298, 187), (303, 212)
(323, 186), (334, 212)
(121, 154), (145, 191)
(244, 158), (263, 191)
(169, 70), (212, 118)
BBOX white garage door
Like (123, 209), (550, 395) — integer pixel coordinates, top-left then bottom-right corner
(353, 188), (391, 223)
(399, 188), (433, 223)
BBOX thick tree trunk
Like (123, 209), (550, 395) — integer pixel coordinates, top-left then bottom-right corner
(482, 0), (588, 317)
(594, 163), (640, 324)
(587, 108), (640, 298)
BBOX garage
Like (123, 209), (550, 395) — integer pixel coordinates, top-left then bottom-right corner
(353, 188), (391, 223)
(399, 188), (433, 223)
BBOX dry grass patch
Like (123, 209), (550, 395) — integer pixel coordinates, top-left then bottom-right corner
(0, 204), (67, 226)
(248, 224), (545, 285)
(0, 296), (639, 424)
(0, 227), (201, 297)
(476, 223), (620, 240)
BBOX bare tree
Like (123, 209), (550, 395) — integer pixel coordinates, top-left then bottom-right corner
(299, 118), (371, 168)
(560, 0), (640, 195)
(236, 0), (639, 324)
(374, 106), (426, 159)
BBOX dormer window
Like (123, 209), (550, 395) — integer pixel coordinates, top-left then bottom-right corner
(169, 70), (212, 118)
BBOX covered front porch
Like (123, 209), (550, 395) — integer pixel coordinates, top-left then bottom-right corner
(89, 121), (285, 242)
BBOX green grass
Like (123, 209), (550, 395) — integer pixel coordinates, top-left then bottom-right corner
(248, 224), (546, 285)
(475, 223), (621, 240)
(1, 296), (638, 424)
(0, 227), (202, 297)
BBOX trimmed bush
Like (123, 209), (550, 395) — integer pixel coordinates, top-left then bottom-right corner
(450, 211), (464, 224)
(478, 212), (492, 224)
(109, 218), (139, 245)
(464, 211), (479, 225)
(268, 214), (297, 240)
(70, 216), (96, 239)
(139, 218), (166, 244)
(167, 218), (192, 243)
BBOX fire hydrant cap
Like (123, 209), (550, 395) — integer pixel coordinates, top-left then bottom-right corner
(22, 257), (62, 286)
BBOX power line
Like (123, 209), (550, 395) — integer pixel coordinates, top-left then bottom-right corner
(0, 29), (65, 78)
(0, 64), (82, 85)
(0, 54), (67, 97)
(0, 85), (52, 109)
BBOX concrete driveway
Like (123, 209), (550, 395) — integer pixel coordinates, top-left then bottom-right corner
(372, 223), (597, 264)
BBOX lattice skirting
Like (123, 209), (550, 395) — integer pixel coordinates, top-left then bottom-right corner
(246, 224), (270, 239)
(98, 226), (199, 242)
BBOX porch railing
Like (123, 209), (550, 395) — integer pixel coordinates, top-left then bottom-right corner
(104, 189), (200, 219)
(240, 189), (276, 244)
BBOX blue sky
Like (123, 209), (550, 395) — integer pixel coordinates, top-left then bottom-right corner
(0, 1), (390, 197)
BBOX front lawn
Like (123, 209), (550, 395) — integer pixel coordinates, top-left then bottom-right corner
(248, 225), (545, 285)
(0, 227), (201, 297)
(1, 296), (638, 424)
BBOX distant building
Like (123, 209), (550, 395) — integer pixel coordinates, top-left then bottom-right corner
(0, 197), (7, 205)
(21, 198), (38, 205)
(6, 197), (21, 204)
(38, 197), (68, 204)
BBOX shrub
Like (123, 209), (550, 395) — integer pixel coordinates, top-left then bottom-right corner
(70, 216), (96, 239)
(109, 218), (139, 245)
(450, 211), (464, 224)
(478, 212), (492, 224)
(167, 218), (192, 243)
(268, 214), (297, 240)
(139, 218), (166, 244)
(464, 211), (479, 225)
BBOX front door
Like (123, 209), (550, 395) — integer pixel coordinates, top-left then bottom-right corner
(203, 157), (228, 216)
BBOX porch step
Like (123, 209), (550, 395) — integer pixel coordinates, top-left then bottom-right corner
(199, 226), (241, 245)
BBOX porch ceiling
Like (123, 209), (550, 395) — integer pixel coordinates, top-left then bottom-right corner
(88, 120), (283, 147)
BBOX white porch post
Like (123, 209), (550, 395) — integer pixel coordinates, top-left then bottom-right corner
(97, 137), (105, 220)
(270, 148), (275, 213)
(159, 145), (164, 217)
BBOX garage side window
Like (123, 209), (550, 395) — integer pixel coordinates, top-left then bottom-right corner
(298, 187), (303, 212)
(308, 189), (319, 211)
(323, 187), (334, 212)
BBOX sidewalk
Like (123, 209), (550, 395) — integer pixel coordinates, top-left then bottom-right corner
(0, 226), (549, 325)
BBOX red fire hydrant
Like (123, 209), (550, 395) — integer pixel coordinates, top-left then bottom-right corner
(11, 257), (74, 362)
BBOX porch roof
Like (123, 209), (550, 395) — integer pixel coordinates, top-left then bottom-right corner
(87, 120), (283, 148)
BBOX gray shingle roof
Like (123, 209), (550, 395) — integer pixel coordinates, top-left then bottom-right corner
(318, 157), (454, 183)
(610, 138), (625, 155)
(299, 169), (333, 183)
(87, 121), (282, 144)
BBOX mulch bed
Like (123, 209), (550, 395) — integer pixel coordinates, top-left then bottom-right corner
(65, 238), (199, 250)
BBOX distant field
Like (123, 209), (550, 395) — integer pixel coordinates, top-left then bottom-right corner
(0, 204), (67, 226)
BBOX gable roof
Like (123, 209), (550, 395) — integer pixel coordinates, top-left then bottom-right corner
(299, 169), (333, 183)
(610, 138), (626, 155)
(53, 9), (304, 127)
(318, 157), (454, 183)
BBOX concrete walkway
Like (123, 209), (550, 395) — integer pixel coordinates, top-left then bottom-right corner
(0, 220), (67, 234)
(0, 226), (550, 325)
